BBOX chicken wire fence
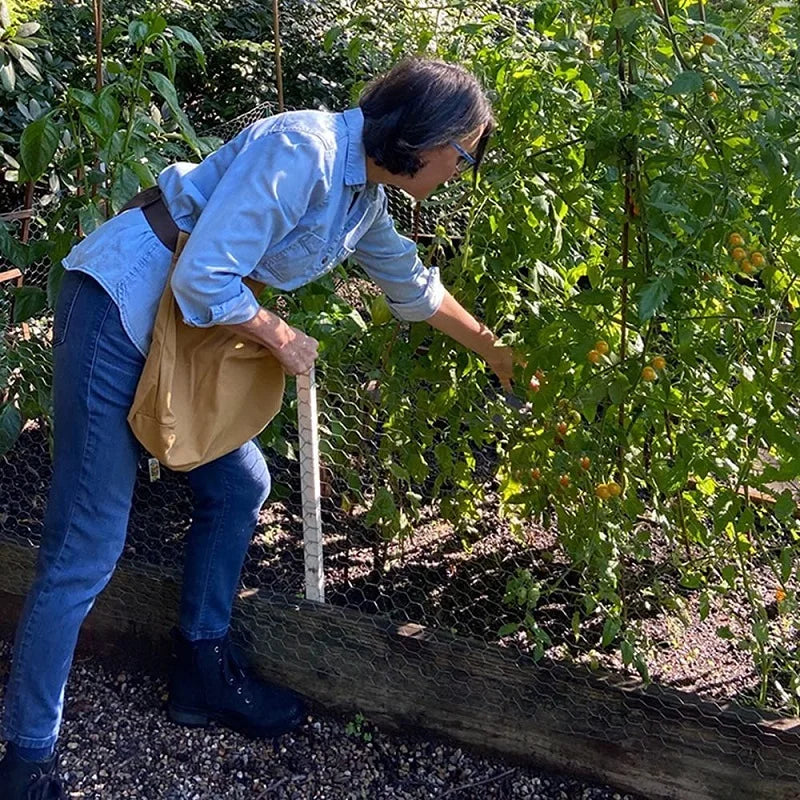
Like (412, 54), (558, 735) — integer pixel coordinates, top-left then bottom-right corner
(2, 104), (800, 791)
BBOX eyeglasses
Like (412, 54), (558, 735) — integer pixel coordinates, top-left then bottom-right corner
(450, 140), (477, 173)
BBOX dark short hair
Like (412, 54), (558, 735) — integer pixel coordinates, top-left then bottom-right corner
(359, 58), (495, 177)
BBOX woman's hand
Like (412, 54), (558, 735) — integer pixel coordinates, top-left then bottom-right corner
(485, 344), (515, 392)
(227, 308), (318, 375)
(266, 323), (319, 376)
(486, 345), (541, 394)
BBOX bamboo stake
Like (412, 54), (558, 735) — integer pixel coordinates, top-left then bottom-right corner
(272, 0), (284, 112)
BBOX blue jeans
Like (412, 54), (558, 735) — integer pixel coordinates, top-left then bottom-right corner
(1, 271), (271, 750)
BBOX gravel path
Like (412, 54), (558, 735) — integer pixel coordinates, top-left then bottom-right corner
(0, 641), (641, 800)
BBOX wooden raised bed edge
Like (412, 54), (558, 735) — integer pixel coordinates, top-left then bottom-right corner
(1, 538), (799, 800)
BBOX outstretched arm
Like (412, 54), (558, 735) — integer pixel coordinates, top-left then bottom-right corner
(425, 289), (515, 391)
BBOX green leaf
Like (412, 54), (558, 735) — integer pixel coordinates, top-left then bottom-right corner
(68, 87), (96, 108)
(144, 12), (167, 39)
(16, 21), (40, 36)
(78, 203), (106, 236)
(388, 461), (408, 481)
(102, 24), (125, 48)
(578, 379), (607, 423)
(665, 71), (703, 96)
(77, 107), (104, 139)
(148, 70), (180, 111)
(634, 656), (650, 683)
(323, 25), (341, 53)
(346, 308), (367, 332)
(498, 622), (519, 637)
(601, 616), (621, 648)
(638, 277), (673, 321)
(434, 442), (453, 472)
(774, 490), (795, 521)
(6, 42), (32, 61)
(699, 592), (710, 621)
(346, 37), (362, 66)
(366, 486), (396, 524)
(571, 610), (581, 640)
(48, 230), (76, 267)
(0, 60), (15, 92)
(19, 115), (59, 183)
(96, 87), (121, 135)
(110, 164), (141, 213)
(0, 404), (22, 456)
(148, 71), (201, 154)
(0, 223), (27, 266)
(16, 57), (42, 81)
(128, 160), (156, 188)
(721, 564), (737, 588)
(780, 547), (793, 584)
(695, 476), (716, 495)
(611, 7), (647, 32)
(752, 620), (768, 646)
(609, 375), (630, 405)
(573, 289), (615, 308)
(128, 20), (148, 45)
(12, 286), (47, 323)
(168, 25), (206, 69)
(680, 571), (704, 589)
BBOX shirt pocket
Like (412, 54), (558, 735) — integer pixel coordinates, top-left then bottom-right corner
(261, 231), (327, 284)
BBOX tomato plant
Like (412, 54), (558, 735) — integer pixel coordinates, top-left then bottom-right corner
(296, 0), (800, 709)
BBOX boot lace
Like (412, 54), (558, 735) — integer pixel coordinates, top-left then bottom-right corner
(27, 771), (63, 800)
(217, 637), (254, 706)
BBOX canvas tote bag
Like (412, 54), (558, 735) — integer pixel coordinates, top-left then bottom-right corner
(127, 232), (285, 471)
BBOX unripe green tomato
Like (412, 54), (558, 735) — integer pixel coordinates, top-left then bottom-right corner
(370, 294), (394, 326)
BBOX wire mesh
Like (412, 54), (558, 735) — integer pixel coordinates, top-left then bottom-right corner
(2, 100), (800, 793)
(0, 209), (50, 290)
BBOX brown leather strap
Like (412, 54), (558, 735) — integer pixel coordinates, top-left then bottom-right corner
(119, 185), (161, 213)
(120, 187), (181, 253)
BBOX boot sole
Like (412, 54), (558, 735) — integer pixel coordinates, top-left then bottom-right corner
(167, 702), (304, 739)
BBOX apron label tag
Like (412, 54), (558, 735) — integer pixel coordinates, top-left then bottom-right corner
(148, 458), (161, 482)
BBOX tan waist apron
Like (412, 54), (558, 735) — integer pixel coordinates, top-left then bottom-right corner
(127, 232), (285, 472)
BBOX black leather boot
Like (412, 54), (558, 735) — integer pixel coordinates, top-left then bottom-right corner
(0, 746), (65, 800)
(166, 629), (306, 739)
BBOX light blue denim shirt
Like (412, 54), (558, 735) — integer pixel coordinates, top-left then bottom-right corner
(63, 107), (445, 355)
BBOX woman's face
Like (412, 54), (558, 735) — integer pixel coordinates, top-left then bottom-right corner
(403, 127), (484, 201)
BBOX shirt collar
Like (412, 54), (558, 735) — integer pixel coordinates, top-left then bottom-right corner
(343, 107), (368, 189)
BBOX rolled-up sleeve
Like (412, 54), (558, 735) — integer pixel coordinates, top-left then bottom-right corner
(353, 193), (445, 322)
(170, 131), (328, 327)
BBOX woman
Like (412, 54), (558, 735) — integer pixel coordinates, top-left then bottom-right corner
(0, 57), (512, 798)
